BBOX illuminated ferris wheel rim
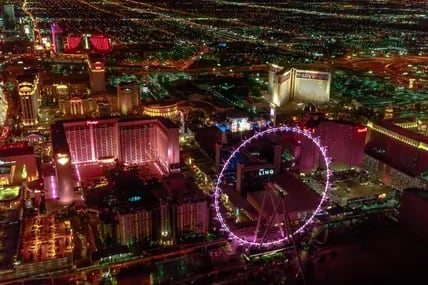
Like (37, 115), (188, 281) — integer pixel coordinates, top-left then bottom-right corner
(213, 125), (332, 248)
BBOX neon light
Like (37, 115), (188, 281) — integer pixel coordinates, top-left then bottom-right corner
(213, 125), (331, 248)
(50, 175), (58, 199)
(21, 164), (28, 179)
(86, 120), (99, 126)
(94, 62), (103, 70)
(357, 127), (367, 133)
(56, 153), (70, 165)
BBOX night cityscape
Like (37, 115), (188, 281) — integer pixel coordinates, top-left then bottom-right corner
(0, 0), (428, 284)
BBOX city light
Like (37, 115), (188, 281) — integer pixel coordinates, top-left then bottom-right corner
(2, 0), (427, 282)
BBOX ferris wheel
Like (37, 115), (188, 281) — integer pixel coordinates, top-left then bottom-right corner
(213, 125), (332, 248)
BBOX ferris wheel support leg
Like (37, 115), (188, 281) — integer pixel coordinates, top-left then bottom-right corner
(284, 201), (307, 285)
(253, 188), (268, 243)
(260, 199), (282, 247)
(269, 191), (286, 238)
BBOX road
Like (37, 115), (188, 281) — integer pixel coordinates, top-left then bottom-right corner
(334, 54), (428, 89)
(2, 239), (227, 284)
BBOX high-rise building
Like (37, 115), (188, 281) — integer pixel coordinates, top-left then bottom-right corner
(18, 76), (39, 127)
(3, 4), (15, 31)
(62, 118), (118, 163)
(88, 60), (106, 93)
(117, 81), (140, 115)
(364, 118), (428, 190)
(99, 174), (208, 246)
(159, 174), (210, 240)
(116, 209), (152, 246)
(51, 23), (64, 54)
(269, 66), (331, 124)
(64, 34), (83, 53)
(299, 120), (367, 173)
(0, 85), (8, 128)
(55, 117), (179, 172)
(119, 121), (157, 164)
(51, 123), (75, 204)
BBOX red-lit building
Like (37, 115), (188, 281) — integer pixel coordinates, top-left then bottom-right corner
(89, 34), (111, 53)
(299, 120), (367, 173)
(54, 31), (111, 54)
(64, 34), (82, 53)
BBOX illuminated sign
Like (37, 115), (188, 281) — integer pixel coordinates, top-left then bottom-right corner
(357, 127), (368, 133)
(296, 72), (329, 81)
(303, 127), (315, 133)
(0, 160), (15, 166)
(86, 120), (99, 126)
(258, 168), (274, 176)
(56, 153), (70, 165)
(230, 118), (251, 133)
(94, 62), (103, 70)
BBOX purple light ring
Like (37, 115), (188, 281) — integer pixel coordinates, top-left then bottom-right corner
(214, 126), (331, 247)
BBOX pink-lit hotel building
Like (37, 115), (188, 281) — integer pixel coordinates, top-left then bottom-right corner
(51, 117), (179, 204)
(61, 117), (179, 170)
(63, 118), (179, 172)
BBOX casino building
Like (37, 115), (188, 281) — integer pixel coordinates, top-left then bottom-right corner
(364, 118), (428, 190)
(60, 117), (179, 169)
(299, 119), (367, 173)
(117, 81), (140, 115)
(51, 116), (179, 204)
(269, 66), (331, 124)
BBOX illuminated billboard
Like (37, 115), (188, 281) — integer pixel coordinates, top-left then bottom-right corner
(269, 66), (331, 107)
(292, 69), (331, 104)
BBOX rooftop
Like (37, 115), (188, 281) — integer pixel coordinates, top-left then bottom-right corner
(55, 115), (178, 129)
(0, 143), (34, 157)
(248, 172), (321, 215)
(160, 173), (207, 204)
(312, 169), (394, 203)
(377, 118), (428, 145)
